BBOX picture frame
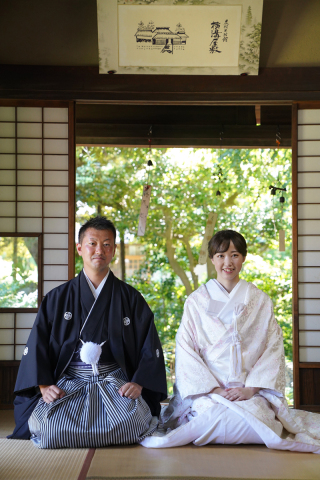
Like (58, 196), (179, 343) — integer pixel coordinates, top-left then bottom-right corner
(97, 0), (264, 75)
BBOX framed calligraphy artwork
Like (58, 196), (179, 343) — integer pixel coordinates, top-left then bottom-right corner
(97, 0), (263, 75)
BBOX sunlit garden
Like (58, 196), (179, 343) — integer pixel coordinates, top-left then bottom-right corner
(76, 146), (293, 402)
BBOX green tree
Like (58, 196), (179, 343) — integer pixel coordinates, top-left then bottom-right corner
(246, 6), (253, 25)
(76, 147), (292, 396)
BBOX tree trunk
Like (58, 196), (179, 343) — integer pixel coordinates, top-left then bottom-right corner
(207, 256), (215, 280)
(164, 217), (193, 296)
(120, 231), (126, 282)
(182, 235), (198, 291)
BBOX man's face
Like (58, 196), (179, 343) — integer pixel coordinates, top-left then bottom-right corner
(76, 228), (116, 276)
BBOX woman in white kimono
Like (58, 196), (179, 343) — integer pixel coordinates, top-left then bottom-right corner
(141, 230), (320, 453)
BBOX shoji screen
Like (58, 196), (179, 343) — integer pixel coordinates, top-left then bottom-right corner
(294, 103), (320, 411)
(0, 101), (75, 407)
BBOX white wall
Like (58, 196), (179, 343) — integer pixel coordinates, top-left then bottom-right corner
(297, 109), (320, 362)
(0, 105), (70, 360)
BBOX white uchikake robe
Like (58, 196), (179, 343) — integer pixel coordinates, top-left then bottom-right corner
(141, 280), (320, 452)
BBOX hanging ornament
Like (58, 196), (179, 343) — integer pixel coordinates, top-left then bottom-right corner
(269, 185), (286, 251)
(198, 212), (218, 265)
(138, 126), (153, 237)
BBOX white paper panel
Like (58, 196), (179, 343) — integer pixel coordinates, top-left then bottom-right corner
(44, 155), (68, 170)
(43, 233), (68, 248)
(298, 220), (320, 235)
(44, 139), (68, 154)
(1, 170), (15, 185)
(44, 123), (68, 138)
(16, 313), (36, 329)
(299, 347), (320, 362)
(16, 329), (31, 344)
(0, 107), (15, 121)
(0, 329), (14, 344)
(17, 186), (42, 201)
(0, 202), (15, 216)
(0, 154), (15, 169)
(299, 315), (320, 330)
(17, 170), (42, 186)
(17, 123), (42, 138)
(0, 345), (14, 360)
(43, 108), (68, 123)
(17, 217), (42, 232)
(0, 186), (15, 201)
(44, 170), (68, 186)
(15, 345), (25, 360)
(299, 331), (320, 347)
(298, 125), (320, 140)
(298, 141), (320, 156)
(17, 107), (42, 122)
(298, 235), (320, 250)
(298, 172), (320, 188)
(43, 265), (68, 280)
(300, 176), (320, 194)
(0, 217), (15, 231)
(17, 154), (42, 170)
(0, 123), (15, 137)
(17, 202), (42, 217)
(43, 280), (66, 295)
(44, 186), (68, 201)
(17, 138), (42, 154)
(44, 249), (68, 264)
(298, 252), (320, 267)
(299, 299), (320, 315)
(0, 138), (15, 153)
(0, 313), (14, 328)
(43, 217), (68, 233)
(298, 267), (320, 282)
(298, 109), (320, 124)
(44, 202), (68, 217)
(298, 156), (320, 172)
(299, 284), (320, 299)
(298, 204), (320, 219)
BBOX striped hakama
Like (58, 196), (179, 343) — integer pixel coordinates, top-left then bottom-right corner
(28, 364), (156, 449)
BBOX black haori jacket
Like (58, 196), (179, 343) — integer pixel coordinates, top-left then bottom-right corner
(9, 270), (167, 439)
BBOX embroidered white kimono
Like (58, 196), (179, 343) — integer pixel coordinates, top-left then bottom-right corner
(141, 280), (320, 453)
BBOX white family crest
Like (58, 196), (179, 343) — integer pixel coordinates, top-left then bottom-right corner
(156, 349), (160, 358)
(123, 317), (130, 326)
(64, 312), (72, 320)
(23, 347), (28, 356)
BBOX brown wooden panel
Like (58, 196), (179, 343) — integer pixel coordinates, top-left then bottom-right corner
(292, 103), (299, 408)
(0, 361), (20, 409)
(1, 66), (320, 102)
(300, 368), (320, 406)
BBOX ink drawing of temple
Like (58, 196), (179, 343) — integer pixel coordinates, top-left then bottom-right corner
(135, 21), (188, 46)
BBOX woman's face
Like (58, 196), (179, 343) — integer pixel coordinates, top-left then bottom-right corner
(211, 240), (246, 290)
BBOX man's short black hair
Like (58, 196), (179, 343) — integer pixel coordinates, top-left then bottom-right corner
(78, 216), (117, 244)
(208, 229), (247, 259)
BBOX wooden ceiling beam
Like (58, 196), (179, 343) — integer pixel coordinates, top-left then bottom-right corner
(1, 66), (320, 102)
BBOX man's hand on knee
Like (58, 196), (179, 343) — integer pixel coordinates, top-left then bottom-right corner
(118, 382), (142, 400)
(39, 385), (65, 404)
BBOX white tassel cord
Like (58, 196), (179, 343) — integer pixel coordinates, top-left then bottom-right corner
(80, 340), (106, 376)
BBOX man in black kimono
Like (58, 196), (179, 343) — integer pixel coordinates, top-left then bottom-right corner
(9, 216), (167, 448)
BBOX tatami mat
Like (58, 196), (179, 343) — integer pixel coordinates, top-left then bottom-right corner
(0, 438), (89, 480)
(2, 410), (320, 480)
(86, 444), (320, 480)
(0, 409), (15, 437)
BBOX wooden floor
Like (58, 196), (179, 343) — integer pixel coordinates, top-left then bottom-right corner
(2, 410), (320, 480)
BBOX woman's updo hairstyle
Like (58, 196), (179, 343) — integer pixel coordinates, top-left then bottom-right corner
(208, 230), (247, 259)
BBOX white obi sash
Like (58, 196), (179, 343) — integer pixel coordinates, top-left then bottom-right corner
(205, 279), (249, 388)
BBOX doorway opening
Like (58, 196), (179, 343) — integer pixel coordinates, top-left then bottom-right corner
(75, 146), (292, 403)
